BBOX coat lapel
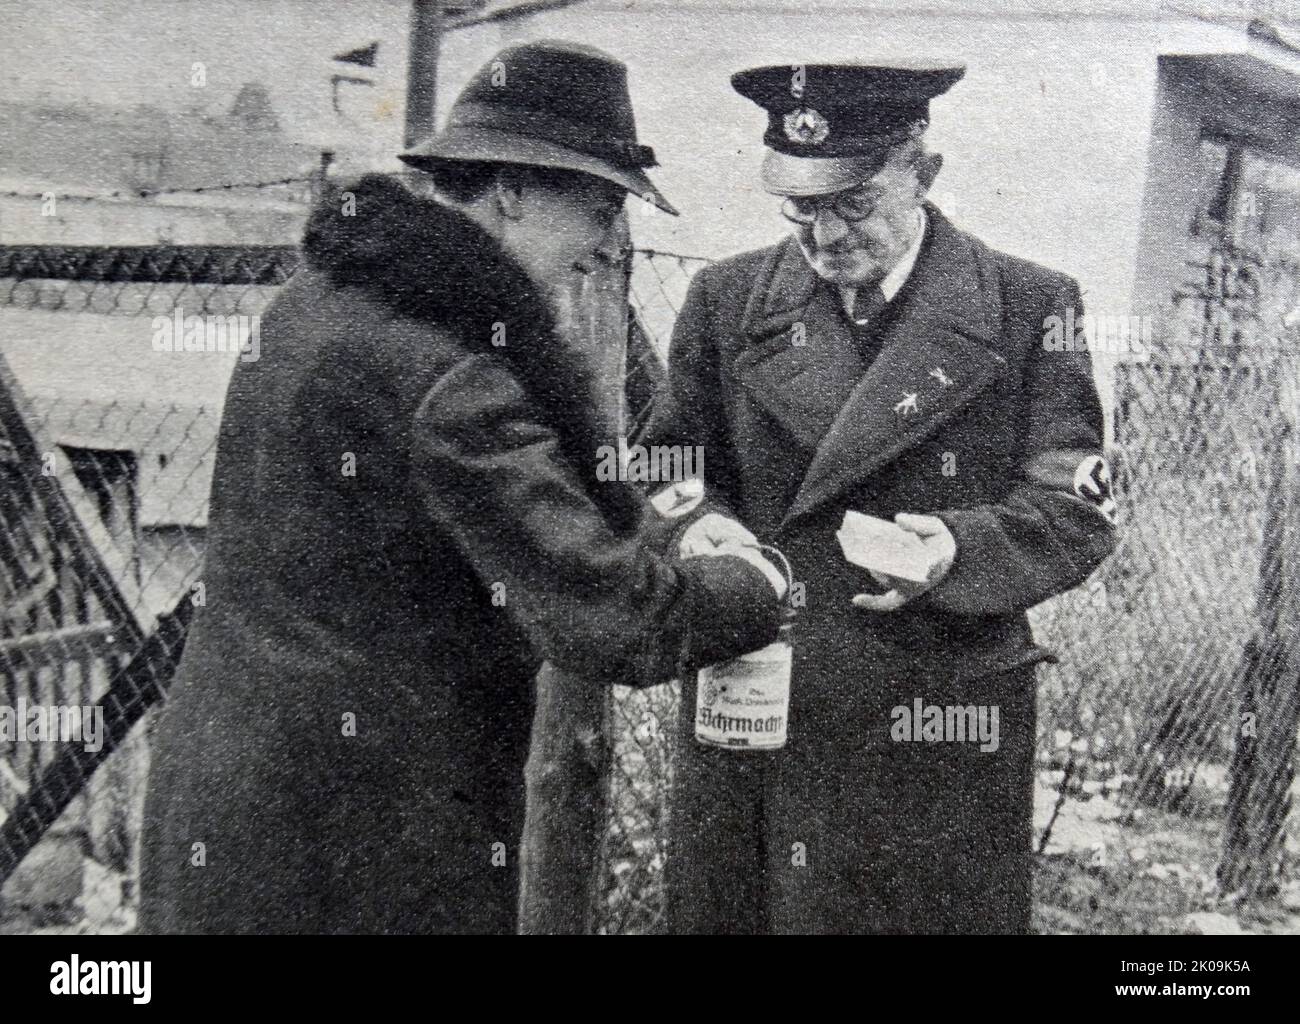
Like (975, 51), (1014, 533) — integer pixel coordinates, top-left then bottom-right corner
(734, 240), (867, 452)
(784, 207), (1007, 526)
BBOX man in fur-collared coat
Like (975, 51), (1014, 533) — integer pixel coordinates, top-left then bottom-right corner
(140, 42), (782, 935)
(645, 63), (1118, 934)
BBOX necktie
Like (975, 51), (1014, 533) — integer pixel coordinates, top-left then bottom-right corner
(848, 285), (888, 368)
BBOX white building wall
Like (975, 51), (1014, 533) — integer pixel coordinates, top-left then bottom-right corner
(436, 2), (1258, 327)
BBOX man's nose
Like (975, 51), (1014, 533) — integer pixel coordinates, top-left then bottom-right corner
(592, 217), (631, 265)
(575, 212), (630, 275)
(811, 209), (849, 247)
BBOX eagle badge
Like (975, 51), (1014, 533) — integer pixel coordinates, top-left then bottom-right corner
(929, 366), (953, 388)
(783, 107), (830, 145)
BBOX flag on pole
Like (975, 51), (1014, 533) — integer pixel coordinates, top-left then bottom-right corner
(333, 42), (379, 67)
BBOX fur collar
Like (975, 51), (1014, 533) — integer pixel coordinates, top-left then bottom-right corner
(302, 172), (557, 369)
(300, 173), (635, 524)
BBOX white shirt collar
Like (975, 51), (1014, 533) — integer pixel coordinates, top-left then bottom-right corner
(879, 207), (927, 301)
(837, 207), (927, 316)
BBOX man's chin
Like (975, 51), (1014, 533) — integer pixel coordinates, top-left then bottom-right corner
(811, 256), (879, 286)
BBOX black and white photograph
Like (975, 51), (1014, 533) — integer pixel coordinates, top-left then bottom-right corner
(0, 0), (1294, 982)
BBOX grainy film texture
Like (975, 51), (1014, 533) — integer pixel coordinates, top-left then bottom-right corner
(1, 0), (1299, 936)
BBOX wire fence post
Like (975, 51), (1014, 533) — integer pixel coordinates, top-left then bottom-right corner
(1220, 335), (1300, 898)
(517, 218), (630, 935)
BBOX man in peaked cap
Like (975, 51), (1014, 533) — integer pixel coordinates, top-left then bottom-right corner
(141, 40), (784, 935)
(642, 62), (1118, 933)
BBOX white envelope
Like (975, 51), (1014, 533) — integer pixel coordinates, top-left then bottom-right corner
(836, 510), (933, 584)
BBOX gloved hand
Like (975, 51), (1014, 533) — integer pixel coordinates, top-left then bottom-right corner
(680, 513), (787, 599)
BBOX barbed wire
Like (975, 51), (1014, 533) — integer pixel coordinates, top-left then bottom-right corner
(628, 247), (711, 264)
(0, 176), (314, 204)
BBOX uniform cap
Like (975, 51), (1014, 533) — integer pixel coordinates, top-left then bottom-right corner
(731, 62), (965, 196)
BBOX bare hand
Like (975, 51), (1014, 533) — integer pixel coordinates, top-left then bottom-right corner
(851, 513), (956, 612)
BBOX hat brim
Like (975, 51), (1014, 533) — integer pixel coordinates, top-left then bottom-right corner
(399, 127), (678, 216)
(759, 150), (888, 197)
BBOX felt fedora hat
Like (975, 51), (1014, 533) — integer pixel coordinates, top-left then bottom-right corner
(400, 40), (677, 215)
(732, 61), (965, 196)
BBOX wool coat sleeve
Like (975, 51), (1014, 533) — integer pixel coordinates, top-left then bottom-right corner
(409, 352), (781, 686)
(925, 276), (1118, 616)
(638, 265), (746, 551)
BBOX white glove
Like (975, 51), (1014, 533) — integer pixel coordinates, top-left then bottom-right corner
(680, 513), (787, 599)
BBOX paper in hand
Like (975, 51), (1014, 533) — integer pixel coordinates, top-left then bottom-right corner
(837, 510), (933, 584)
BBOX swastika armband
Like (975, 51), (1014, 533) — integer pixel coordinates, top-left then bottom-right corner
(1022, 450), (1117, 524)
(1071, 454), (1116, 523)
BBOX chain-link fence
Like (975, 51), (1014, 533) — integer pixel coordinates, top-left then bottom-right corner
(0, 248), (286, 932)
(2, 241), (1298, 934)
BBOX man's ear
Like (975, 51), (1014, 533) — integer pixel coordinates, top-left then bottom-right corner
(492, 168), (527, 221)
(915, 153), (943, 194)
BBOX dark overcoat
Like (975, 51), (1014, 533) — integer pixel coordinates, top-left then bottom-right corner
(644, 205), (1118, 934)
(139, 175), (779, 935)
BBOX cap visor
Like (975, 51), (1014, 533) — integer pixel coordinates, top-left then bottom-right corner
(760, 150), (885, 197)
(400, 127), (678, 215)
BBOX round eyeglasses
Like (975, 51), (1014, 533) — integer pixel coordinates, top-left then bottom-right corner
(781, 185), (882, 226)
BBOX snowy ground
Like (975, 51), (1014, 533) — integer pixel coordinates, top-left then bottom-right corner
(5, 772), (1298, 935)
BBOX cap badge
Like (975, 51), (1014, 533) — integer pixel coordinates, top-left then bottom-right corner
(783, 106), (830, 145)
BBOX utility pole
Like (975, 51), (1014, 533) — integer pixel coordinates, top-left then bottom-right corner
(404, 0), (443, 149)
(519, 216), (631, 935)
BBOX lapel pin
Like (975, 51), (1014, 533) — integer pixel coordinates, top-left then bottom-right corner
(894, 392), (919, 417)
(929, 366), (953, 388)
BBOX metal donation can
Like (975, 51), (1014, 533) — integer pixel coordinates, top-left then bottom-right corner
(695, 544), (794, 750)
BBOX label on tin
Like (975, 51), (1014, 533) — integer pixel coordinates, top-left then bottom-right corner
(695, 639), (792, 749)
